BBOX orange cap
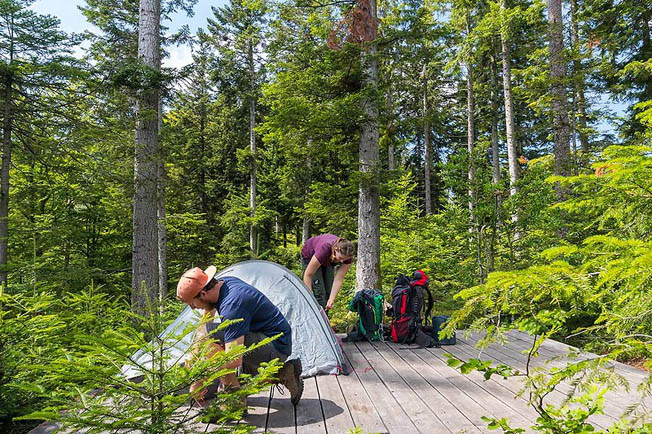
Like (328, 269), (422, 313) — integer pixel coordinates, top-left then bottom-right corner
(176, 265), (217, 303)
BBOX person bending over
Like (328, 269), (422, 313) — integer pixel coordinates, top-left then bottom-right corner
(301, 234), (354, 311)
(176, 266), (304, 407)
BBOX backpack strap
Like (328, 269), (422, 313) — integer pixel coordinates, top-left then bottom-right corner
(423, 286), (434, 325)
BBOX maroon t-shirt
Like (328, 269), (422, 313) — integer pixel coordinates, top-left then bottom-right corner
(301, 234), (352, 267)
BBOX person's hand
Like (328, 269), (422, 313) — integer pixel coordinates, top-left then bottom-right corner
(190, 380), (207, 405)
(325, 298), (335, 311)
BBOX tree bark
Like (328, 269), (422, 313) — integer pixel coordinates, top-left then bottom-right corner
(548, 0), (571, 188)
(356, 0), (381, 291)
(501, 0), (519, 199)
(570, 0), (589, 155)
(490, 48), (501, 186)
(465, 12), (476, 227)
(157, 101), (167, 307)
(387, 90), (395, 171)
(500, 0), (521, 242)
(0, 15), (13, 285)
(198, 64), (209, 222)
(248, 40), (257, 257)
(488, 46), (501, 273)
(0, 74), (12, 286)
(132, 0), (160, 314)
(302, 139), (312, 246)
(423, 64), (432, 214)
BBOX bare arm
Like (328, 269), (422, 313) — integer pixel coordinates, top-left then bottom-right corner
(223, 335), (245, 370)
(302, 255), (322, 292)
(325, 262), (352, 311)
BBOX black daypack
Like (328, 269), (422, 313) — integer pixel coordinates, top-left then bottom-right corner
(432, 315), (456, 345)
(344, 289), (384, 342)
(389, 270), (434, 345)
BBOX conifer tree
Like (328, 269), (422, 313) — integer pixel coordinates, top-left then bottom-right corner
(208, 0), (268, 257)
(0, 0), (77, 285)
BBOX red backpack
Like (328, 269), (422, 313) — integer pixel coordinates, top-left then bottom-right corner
(389, 270), (434, 344)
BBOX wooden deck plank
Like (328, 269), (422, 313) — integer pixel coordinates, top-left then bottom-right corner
(458, 333), (616, 429)
(31, 332), (649, 434)
(242, 387), (273, 433)
(337, 348), (389, 434)
(443, 340), (536, 399)
(315, 374), (357, 434)
(423, 345), (541, 430)
(343, 342), (419, 434)
(295, 377), (327, 433)
(489, 331), (652, 422)
(412, 345), (535, 432)
(377, 342), (493, 433)
(356, 341), (452, 434)
(374, 342), (482, 434)
(505, 329), (651, 386)
(264, 385), (296, 434)
(504, 330), (652, 419)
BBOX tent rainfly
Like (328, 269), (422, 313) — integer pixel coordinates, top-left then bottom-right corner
(122, 260), (348, 379)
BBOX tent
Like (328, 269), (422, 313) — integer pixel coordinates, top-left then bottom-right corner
(122, 260), (348, 379)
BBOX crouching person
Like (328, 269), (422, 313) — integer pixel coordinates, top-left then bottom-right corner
(176, 266), (304, 408)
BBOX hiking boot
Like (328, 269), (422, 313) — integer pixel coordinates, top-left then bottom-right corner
(278, 359), (303, 405)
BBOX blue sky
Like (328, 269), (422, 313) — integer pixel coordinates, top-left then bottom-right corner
(29, 0), (227, 67)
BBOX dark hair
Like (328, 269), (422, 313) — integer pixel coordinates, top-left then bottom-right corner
(202, 277), (219, 292)
(335, 238), (355, 257)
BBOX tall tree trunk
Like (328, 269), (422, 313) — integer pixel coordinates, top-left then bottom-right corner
(490, 49), (501, 186)
(248, 40), (257, 257)
(132, 0), (160, 314)
(386, 90), (395, 171)
(0, 17), (13, 285)
(548, 0), (571, 189)
(302, 138), (312, 245)
(466, 65), (475, 224)
(465, 12), (476, 227)
(356, 0), (381, 291)
(570, 0), (589, 155)
(500, 0), (520, 228)
(198, 81), (209, 222)
(488, 47), (501, 273)
(157, 101), (167, 307)
(423, 64), (432, 214)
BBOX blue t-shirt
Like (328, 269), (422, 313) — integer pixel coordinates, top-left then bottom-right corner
(214, 276), (292, 356)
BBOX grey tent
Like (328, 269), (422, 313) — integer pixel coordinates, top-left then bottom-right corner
(122, 260), (347, 379)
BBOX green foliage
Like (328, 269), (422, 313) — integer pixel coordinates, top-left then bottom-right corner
(15, 290), (281, 434)
(445, 144), (652, 431)
(0, 284), (128, 432)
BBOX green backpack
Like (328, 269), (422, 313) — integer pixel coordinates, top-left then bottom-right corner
(345, 289), (384, 342)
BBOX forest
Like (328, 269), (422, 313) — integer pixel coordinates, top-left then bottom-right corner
(0, 0), (651, 432)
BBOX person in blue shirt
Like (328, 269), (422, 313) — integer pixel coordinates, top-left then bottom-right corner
(177, 266), (303, 408)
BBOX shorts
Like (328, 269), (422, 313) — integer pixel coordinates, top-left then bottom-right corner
(206, 323), (289, 375)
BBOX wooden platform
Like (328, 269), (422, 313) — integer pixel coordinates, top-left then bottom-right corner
(237, 330), (650, 434)
(29, 330), (650, 434)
